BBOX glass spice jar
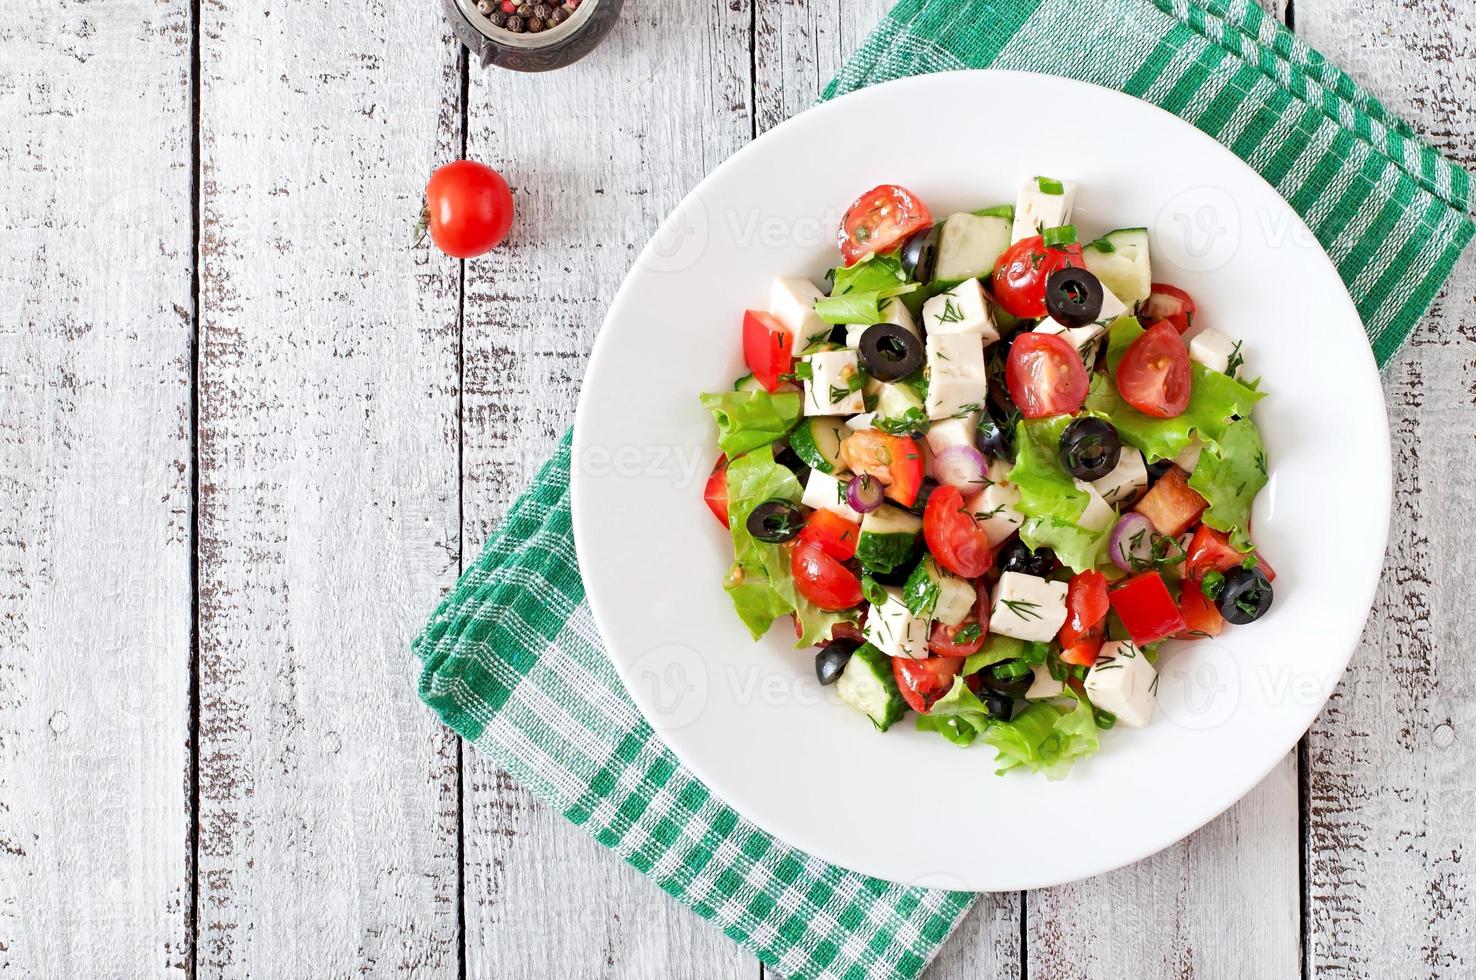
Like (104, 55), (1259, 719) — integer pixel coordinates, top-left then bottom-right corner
(444, 0), (623, 72)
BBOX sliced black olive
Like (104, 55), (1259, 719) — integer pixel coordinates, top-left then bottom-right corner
(982, 691), (1014, 721)
(981, 661), (1033, 698)
(1044, 267), (1104, 327)
(1059, 417), (1122, 481)
(746, 500), (804, 544)
(815, 641), (857, 686)
(827, 323), (849, 345)
(774, 445), (811, 486)
(1216, 566), (1274, 624)
(857, 323), (924, 382)
(997, 539), (1056, 577)
(977, 409), (1018, 463)
(903, 478), (941, 518)
(899, 224), (941, 283)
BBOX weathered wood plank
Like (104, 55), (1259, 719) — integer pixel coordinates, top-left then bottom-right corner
(0, 2), (194, 975)
(1292, 2), (1476, 975)
(458, 4), (758, 976)
(194, 3), (464, 975)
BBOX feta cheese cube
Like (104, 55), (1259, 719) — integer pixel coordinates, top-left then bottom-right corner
(1025, 663), (1066, 701)
(923, 413), (981, 457)
(922, 279), (999, 341)
(1035, 317), (1105, 368)
(989, 571), (1069, 642)
(1012, 176), (1078, 243)
(845, 412), (877, 432)
(1073, 478), (1116, 532)
(1189, 326), (1240, 375)
(924, 333), (988, 420)
(1091, 446), (1148, 506)
(803, 349), (865, 416)
(1083, 640), (1158, 728)
(914, 558), (977, 627)
(987, 458), (1013, 485)
(1096, 284), (1131, 325)
(963, 482), (1024, 547)
(769, 277), (829, 350)
(1174, 440), (1204, 475)
(846, 296), (919, 348)
(802, 469), (863, 524)
(863, 586), (929, 660)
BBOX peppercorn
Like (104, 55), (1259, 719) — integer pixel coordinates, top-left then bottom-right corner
(548, 7), (567, 24)
(504, 13), (524, 30)
(489, 10), (506, 25)
(526, 16), (544, 31)
(517, 2), (532, 15)
(477, 0), (492, 11)
(532, 3), (552, 18)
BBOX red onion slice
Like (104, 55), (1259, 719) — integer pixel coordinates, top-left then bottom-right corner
(932, 444), (989, 492)
(1108, 512), (1157, 572)
(846, 474), (885, 513)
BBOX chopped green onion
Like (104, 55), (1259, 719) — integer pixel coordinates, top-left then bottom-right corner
(1021, 641), (1051, 665)
(1036, 176), (1065, 195)
(992, 659), (1033, 680)
(1095, 710), (1117, 730)
(1201, 570), (1226, 601)
(1087, 236), (1115, 253)
(1042, 224), (1078, 248)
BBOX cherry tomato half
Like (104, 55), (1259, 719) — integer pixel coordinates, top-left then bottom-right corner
(1178, 580), (1226, 639)
(843, 431), (925, 507)
(1142, 283), (1197, 334)
(928, 586), (990, 658)
(1117, 321), (1192, 418)
(790, 540), (863, 611)
(1006, 332), (1091, 418)
(425, 160), (515, 259)
(837, 184), (933, 267)
(799, 509), (861, 562)
(923, 486), (995, 578)
(741, 310), (794, 393)
(893, 656), (964, 713)
(1185, 525), (1246, 580)
(703, 456), (729, 528)
(991, 235), (1084, 318)
(1059, 570), (1110, 648)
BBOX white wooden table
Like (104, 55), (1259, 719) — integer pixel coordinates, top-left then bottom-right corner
(2, 1), (1472, 976)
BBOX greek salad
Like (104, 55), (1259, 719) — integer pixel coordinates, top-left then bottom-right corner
(699, 177), (1275, 778)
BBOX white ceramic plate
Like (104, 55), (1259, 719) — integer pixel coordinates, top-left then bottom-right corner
(571, 71), (1390, 891)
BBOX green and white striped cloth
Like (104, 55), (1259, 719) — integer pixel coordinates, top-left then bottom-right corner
(415, 2), (1473, 977)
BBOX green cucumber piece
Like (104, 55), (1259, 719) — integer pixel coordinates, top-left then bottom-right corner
(901, 556), (976, 624)
(836, 643), (907, 731)
(971, 203), (1014, 220)
(733, 373), (761, 392)
(789, 417), (847, 475)
(855, 504), (923, 574)
(1083, 227), (1151, 306)
(873, 382), (924, 422)
(933, 212), (1011, 286)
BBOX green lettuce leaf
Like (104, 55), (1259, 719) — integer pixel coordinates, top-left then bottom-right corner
(816, 255), (920, 323)
(1188, 417), (1268, 550)
(699, 389), (802, 459)
(961, 635), (1025, 675)
(982, 697), (1100, 779)
(1007, 417), (1111, 573)
(914, 677), (994, 747)
(1089, 317), (1266, 462)
(722, 447), (853, 645)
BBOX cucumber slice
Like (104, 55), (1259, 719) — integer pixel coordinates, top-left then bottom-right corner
(874, 382), (923, 420)
(836, 643), (908, 731)
(933, 212), (1011, 286)
(789, 417), (847, 474)
(733, 373), (762, 392)
(855, 504), (923, 574)
(1083, 227), (1151, 306)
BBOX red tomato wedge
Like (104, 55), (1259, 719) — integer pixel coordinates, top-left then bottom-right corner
(789, 540), (863, 611)
(837, 184), (933, 267)
(741, 310), (794, 392)
(1060, 639), (1103, 667)
(799, 509), (861, 562)
(991, 236), (1084, 318)
(1117, 321), (1192, 418)
(1143, 283), (1197, 334)
(703, 456), (729, 528)
(1178, 580), (1226, 639)
(928, 585), (990, 658)
(1059, 570), (1110, 648)
(893, 656), (964, 713)
(1134, 467), (1208, 537)
(842, 431), (925, 507)
(1185, 525), (1246, 579)
(1006, 332), (1091, 418)
(923, 486), (995, 578)
(1110, 571), (1187, 646)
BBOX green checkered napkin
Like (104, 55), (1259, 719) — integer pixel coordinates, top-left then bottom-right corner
(415, 2), (1474, 977)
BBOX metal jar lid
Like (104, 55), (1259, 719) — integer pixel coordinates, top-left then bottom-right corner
(444, 0), (624, 72)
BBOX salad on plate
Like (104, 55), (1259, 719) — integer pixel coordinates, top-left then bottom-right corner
(699, 177), (1275, 778)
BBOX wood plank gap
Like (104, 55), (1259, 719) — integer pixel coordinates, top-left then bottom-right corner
(1298, 735), (1310, 980)
(188, 0), (204, 973)
(455, 42), (470, 980)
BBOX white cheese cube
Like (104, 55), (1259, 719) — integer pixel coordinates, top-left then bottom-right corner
(863, 586), (929, 660)
(1012, 176), (1078, 243)
(1091, 446), (1148, 506)
(1174, 440), (1204, 475)
(1025, 663), (1066, 701)
(1073, 478), (1116, 532)
(803, 349), (865, 416)
(768, 277), (830, 351)
(1189, 326), (1240, 375)
(1084, 640), (1158, 728)
(923, 413), (981, 457)
(1096, 284), (1130, 325)
(963, 482), (1024, 547)
(845, 412), (877, 432)
(987, 458), (1014, 485)
(921, 279), (999, 342)
(989, 571), (1069, 643)
(846, 296), (920, 348)
(801, 469), (863, 524)
(916, 558), (978, 627)
(1034, 317), (1105, 368)
(924, 333), (988, 420)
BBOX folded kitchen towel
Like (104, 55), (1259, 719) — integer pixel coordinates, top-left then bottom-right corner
(415, 2), (1474, 978)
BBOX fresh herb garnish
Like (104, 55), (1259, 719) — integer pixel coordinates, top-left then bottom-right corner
(937, 297), (965, 323)
(1036, 176), (1065, 195)
(1201, 570), (1226, 601)
(1225, 340), (1245, 379)
(953, 623), (983, 644)
(998, 598), (1044, 621)
(1042, 224), (1077, 248)
(1087, 236), (1115, 253)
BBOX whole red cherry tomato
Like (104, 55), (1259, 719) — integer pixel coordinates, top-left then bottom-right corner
(425, 160), (515, 259)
